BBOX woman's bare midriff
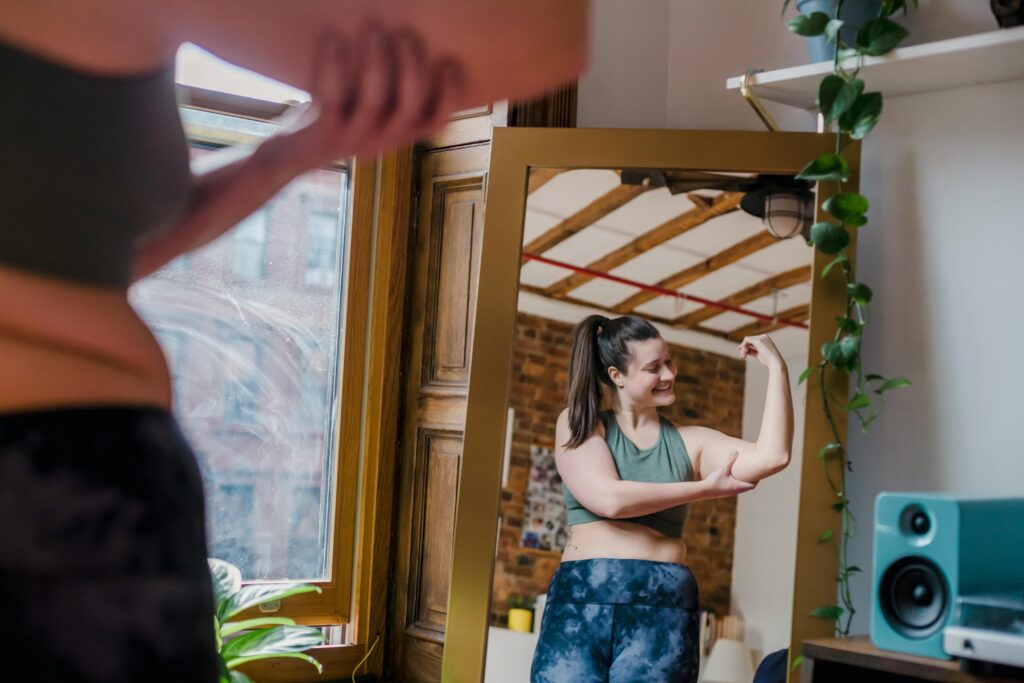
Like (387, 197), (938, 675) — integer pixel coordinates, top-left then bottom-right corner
(0, 266), (172, 413)
(562, 519), (688, 566)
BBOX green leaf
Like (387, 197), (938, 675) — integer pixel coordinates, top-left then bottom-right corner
(881, 0), (906, 16)
(817, 442), (841, 460)
(209, 559), (243, 615)
(857, 17), (910, 55)
(221, 617), (296, 639)
(879, 377), (912, 393)
(825, 19), (844, 43)
(823, 192), (869, 222)
(845, 214), (869, 227)
(782, 0), (793, 17)
(797, 153), (849, 182)
(817, 76), (864, 122)
(847, 392), (871, 411)
(810, 605), (845, 620)
(848, 282), (874, 304)
(817, 529), (834, 542)
(791, 654), (805, 671)
(835, 316), (861, 335)
(839, 334), (862, 366)
(221, 583), (322, 621)
(788, 11), (831, 36)
(222, 625), (325, 663)
(839, 92), (884, 139)
(866, 373), (885, 382)
(798, 366), (817, 385)
(227, 651), (324, 672)
(832, 500), (848, 511)
(821, 253), (848, 279)
(847, 565), (863, 574)
(811, 222), (850, 255)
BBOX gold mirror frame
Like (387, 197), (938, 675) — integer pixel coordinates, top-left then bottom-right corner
(443, 128), (861, 682)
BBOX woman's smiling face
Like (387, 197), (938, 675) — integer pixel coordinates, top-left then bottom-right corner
(609, 336), (676, 407)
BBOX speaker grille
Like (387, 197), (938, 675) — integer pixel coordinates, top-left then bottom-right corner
(879, 556), (949, 638)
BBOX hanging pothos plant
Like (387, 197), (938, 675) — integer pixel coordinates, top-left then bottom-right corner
(781, 0), (915, 644)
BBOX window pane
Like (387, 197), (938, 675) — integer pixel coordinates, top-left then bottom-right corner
(131, 115), (349, 582)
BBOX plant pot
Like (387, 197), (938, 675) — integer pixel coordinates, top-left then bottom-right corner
(507, 607), (534, 633)
(795, 0), (883, 63)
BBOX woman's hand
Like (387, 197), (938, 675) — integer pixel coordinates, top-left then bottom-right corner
(273, 26), (463, 172)
(738, 334), (786, 371)
(702, 450), (757, 499)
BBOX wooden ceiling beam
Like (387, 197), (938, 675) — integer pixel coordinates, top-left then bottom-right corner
(725, 304), (810, 341)
(543, 192), (744, 298)
(612, 230), (778, 314)
(527, 168), (564, 195)
(520, 285), (733, 340)
(673, 264), (812, 328)
(523, 183), (648, 256)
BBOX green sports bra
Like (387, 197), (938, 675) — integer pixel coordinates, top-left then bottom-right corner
(563, 410), (695, 538)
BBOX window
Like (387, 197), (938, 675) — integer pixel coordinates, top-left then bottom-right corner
(232, 210), (268, 280)
(305, 210), (342, 287)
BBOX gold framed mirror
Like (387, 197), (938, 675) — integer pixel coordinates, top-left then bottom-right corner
(443, 128), (860, 682)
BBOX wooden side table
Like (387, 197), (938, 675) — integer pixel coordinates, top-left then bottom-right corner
(801, 636), (1024, 683)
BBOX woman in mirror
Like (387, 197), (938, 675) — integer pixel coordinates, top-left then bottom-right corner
(530, 314), (793, 683)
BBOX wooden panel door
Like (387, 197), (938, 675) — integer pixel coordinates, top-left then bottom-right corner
(391, 141), (491, 683)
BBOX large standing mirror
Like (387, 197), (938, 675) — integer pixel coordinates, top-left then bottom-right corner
(443, 129), (860, 682)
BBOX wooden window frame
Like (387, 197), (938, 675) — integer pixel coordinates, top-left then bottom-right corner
(177, 86), (414, 681)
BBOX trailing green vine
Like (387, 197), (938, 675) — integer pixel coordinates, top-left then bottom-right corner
(782, 0), (915, 640)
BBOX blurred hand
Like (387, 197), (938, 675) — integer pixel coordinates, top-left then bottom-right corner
(738, 334), (786, 370)
(276, 26), (462, 170)
(703, 450), (756, 499)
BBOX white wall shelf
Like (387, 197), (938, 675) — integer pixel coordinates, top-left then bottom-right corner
(726, 25), (1024, 110)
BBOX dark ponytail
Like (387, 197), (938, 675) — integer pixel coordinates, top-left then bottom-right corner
(565, 314), (660, 448)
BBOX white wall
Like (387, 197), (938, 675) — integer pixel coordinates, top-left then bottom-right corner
(576, 0), (1023, 660)
(734, 356), (808, 663)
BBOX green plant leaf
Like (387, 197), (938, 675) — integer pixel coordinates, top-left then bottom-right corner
(788, 11), (831, 36)
(818, 442), (842, 460)
(797, 153), (849, 182)
(824, 192), (869, 222)
(847, 392), (871, 411)
(811, 222), (850, 255)
(209, 559), (243, 616)
(817, 529), (834, 542)
(845, 214), (869, 227)
(881, 0), (906, 16)
(847, 565), (863, 574)
(782, 0), (793, 17)
(866, 373), (885, 382)
(835, 316), (861, 335)
(832, 500), (848, 511)
(825, 19), (844, 43)
(839, 334), (862, 366)
(791, 654), (805, 671)
(818, 76), (864, 122)
(821, 253), (848, 279)
(222, 625), (325, 663)
(857, 17), (910, 55)
(221, 583), (322, 622)
(839, 92), (884, 139)
(879, 377), (912, 393)
(848, 282), (874, 304)
(221, 617), (296, 639)
(227, 652), (324, 672)
(810, 605), (845, 620)
(798, 366), (817, 385)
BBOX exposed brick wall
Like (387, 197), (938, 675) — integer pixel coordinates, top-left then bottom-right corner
(490, 313), (746, 625)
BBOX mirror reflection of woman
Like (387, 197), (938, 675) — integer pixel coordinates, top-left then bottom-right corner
(530, 314), (794, 683)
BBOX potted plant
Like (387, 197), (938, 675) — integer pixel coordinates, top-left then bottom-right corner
(507, 595), (536, 633)
(791, 0), (884, 61)
(209, 558), (326, 683)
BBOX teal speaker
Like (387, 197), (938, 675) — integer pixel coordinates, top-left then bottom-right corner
(870, 493), (1024, 659)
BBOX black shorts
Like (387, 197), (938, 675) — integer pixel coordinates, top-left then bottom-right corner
(0, 406), (218, 682)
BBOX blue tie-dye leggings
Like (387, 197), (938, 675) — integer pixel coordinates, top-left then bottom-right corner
(530, 558), (699, 683)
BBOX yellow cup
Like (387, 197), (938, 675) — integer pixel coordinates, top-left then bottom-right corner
(507, 608), (533, 633)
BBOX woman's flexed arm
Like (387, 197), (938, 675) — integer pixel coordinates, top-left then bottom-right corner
(555, 410), (754, 520)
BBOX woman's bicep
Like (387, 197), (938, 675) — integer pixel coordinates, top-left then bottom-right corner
(686, 427), (759, 481)
(554, 413), (620, 517)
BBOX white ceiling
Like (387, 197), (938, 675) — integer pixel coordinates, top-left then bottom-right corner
(517, 169), (814, 360)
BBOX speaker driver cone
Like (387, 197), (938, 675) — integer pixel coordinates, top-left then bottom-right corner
(880, 556), (948, 638)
